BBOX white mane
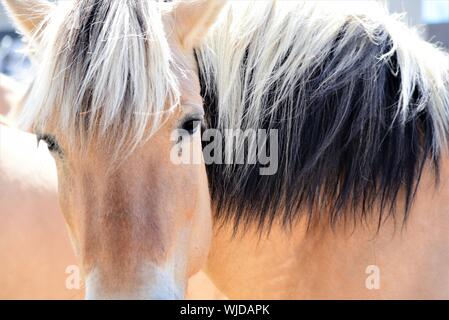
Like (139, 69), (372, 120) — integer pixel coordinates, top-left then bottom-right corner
(20, 0), (180, 156)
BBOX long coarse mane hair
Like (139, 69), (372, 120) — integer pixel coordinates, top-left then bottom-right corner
(196, 1), (449, 231)
(20, 0), (180, 157)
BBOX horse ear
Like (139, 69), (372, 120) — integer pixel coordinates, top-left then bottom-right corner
(171, 0), (226, 49)
(2, 0), (55, 38)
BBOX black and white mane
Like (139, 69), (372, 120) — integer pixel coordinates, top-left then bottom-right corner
(197, 1), (449, 230)
(17, 0), (449, 231)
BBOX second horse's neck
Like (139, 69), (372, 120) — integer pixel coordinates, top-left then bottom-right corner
(205, 160), (449, 299)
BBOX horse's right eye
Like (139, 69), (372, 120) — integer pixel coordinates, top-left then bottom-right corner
(182, 119), (202, 135)
(179, 115), (204, 136)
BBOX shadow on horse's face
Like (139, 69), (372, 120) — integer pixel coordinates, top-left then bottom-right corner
(3, 0), (226, 299)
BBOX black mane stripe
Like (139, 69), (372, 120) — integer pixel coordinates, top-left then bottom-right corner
(197, 10), (448, 232)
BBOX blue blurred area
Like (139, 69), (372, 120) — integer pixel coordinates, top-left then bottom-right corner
(0, 31), (31, 81)
(422, 0), (449, 24)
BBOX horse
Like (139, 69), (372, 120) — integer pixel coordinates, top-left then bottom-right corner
(197, 1), (449, 299)
(2, 0), (225, 299)
(0, 123), (226, 299)
(0, 76), (224, 299)
(3, 0), (449, 299)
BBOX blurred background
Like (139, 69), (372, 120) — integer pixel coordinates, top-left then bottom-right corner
(0, 0), (449, 81)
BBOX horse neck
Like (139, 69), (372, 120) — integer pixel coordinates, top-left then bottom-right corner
(207, 159), (449, 299)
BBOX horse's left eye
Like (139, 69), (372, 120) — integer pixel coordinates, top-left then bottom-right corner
(37, 134), (61, 154)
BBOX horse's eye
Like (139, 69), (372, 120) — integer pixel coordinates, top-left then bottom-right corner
(37, 134), (61, 154)
(181, 118), (203, 135)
